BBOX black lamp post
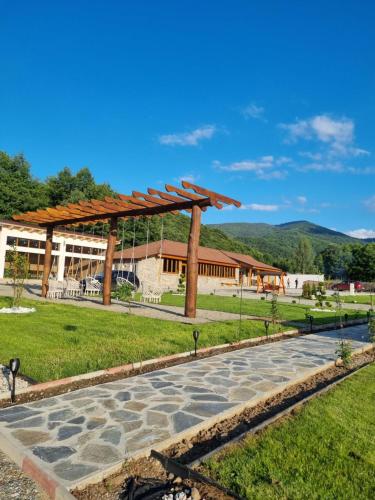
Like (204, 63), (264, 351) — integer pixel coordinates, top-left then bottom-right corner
(264, 320), (270, 337)
(192, 329), (200, 356)
(308, 315), (314, 333)
(9, 358), (20, 403)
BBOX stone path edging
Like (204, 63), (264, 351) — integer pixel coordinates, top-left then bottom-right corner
(0, 317), (367, 403)
(0, 426), (75, 500)
(72, 344), (375, 493)
(0, 330), (297, 402)
(0, 326), (371, 498)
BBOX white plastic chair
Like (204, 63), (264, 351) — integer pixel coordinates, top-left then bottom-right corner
(141, 284), (162, 304)
(84, 277), (103, 295)
(64, 278), (82, 297)
(47, 279), (64, 299)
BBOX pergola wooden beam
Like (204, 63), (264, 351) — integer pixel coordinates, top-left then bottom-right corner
(12, 182), (241, 316)
(182, 181), (242, 208)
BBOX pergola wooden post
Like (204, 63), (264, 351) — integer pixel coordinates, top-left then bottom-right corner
(41, 225), (54, 298)
(103, 217), (118, 305)
(12, 181), (240, 317)
(185, 205), (202, 318)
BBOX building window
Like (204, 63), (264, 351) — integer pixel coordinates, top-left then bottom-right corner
(6, 236), (58, 251)
(163, 258), (179, 273)
(198, 263), (236, 278)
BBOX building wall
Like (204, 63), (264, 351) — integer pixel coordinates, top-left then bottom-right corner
(0, 222), (107, 280)
(115, 257), (240, 292)
(285, 273), (325, 289)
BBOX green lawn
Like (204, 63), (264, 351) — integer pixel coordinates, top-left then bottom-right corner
(0, 296), (289, 383)
(203, 363), (375, 500)
(159, 293), (367, 325)
(325, 294), (375, 306)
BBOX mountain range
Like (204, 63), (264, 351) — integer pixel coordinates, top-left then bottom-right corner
(208, 220), (371, 262)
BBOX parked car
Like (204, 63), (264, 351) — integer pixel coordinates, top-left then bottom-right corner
(93, 271), (140, 290)
(331, 281), (363, 292)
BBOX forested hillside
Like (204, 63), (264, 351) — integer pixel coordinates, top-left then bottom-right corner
(1, 151), (374, 280)
(0, 151), (262, 259)
(209, 221), (361, 261)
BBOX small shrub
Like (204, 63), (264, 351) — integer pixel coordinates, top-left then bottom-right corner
(325, 301), (331, 307)
(292, 299), (296, 304)
(233, 294), (237, 298)
(177, 273), (186, 294)
(260, 296), (265, 301)
(113, 283), (133, 306)
(315, 301), (320, 307)
(270, 293), (280, 328)
(335, 340), (353, 369)
(369, 318), (375, 343)
(7, 244), (29, 308)
(302, 282), (311, 299)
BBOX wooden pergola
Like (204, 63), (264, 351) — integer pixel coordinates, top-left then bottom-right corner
(12, 181), (241, 318)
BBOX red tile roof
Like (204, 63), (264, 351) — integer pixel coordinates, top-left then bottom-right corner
(114, 239), (282, 273)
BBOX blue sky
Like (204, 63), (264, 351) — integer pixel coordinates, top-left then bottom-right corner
(1, 1), (374, 237)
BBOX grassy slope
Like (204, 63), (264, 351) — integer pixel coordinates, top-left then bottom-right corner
(160, 293), (367, 325)
(0, 297), (287, 382)
(326, 294), (375, 306)
(210, 220), (361, 260)
(203, 363), (375, 499)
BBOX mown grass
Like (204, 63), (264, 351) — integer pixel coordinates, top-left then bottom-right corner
(0, 296), (290, 382)
(159, 293), (367, 325)
(325, 294), (375, 306)
(203, 362), (375, 499)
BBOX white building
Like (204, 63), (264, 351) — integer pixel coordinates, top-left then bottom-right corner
(0, 220), (107, 281)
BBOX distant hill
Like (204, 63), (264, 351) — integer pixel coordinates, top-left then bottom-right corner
(208, 220), (364, 263)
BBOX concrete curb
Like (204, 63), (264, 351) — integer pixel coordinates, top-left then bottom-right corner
(70, 340), (374, 492)
(0, 330), (298, 402)
(0, 331), (372, 498)
(1, 317), (368, 403)
(0, 427), (75, 499)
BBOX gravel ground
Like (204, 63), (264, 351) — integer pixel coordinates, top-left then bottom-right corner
(0, 365), (30, 395)
(0, 450), (47, 500)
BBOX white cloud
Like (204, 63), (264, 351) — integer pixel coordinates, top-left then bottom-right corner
(299, 151), (323, 161)
(280, 114), (369, 159)
(176, 174), (199, 183)
(214, 156), (290, 180)
(159, 125), (216, 146)
(345, 228), (375, 239)
(297, 196), (307, 204)
(242, 103), (265, 120)
(364, 195), (375, 211)
(241, 203), (279, 212)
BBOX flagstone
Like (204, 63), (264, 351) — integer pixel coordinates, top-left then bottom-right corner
(0, 325), (369, 490)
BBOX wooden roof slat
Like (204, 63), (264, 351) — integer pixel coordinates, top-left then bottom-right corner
(105, 197), (166, 218)
(181, 181), (241, 208)
(56, 205), (97, 218)
(11, 182), (240, 227)
(132, 191), (180, 215)
(165, 184), (222, 209)
(147, 188), (193, 213)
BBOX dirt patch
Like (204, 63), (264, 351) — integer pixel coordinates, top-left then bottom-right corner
(72, 348), (374, 500)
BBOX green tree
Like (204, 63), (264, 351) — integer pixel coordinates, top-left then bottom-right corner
(45, 167), (114, 206)
(348, 244), (375, 281)
(0, 152), (48, 218)
(293, 237), (316, 273)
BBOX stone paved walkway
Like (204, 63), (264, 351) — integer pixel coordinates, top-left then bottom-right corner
(0, 325), (371, 493)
